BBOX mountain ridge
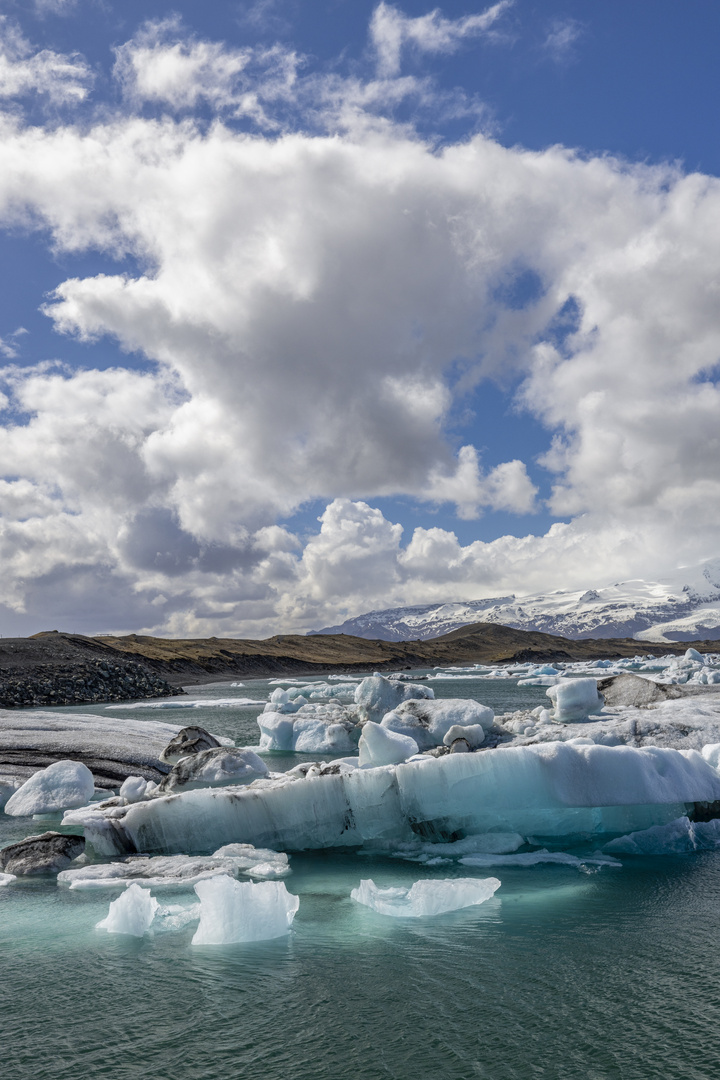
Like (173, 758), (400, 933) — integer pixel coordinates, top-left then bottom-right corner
(309, 560), (720, 643)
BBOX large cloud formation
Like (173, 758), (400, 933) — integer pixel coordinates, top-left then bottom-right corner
(1, 6), (719, 636)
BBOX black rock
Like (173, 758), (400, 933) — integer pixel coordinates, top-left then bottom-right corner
(160, 726), (222, 765)
(0, 831), (85, 876)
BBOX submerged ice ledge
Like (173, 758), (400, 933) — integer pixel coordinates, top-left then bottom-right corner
(72, 741), (720, 858)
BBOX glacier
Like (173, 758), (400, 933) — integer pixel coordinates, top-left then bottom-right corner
(309, 558), (720, 642)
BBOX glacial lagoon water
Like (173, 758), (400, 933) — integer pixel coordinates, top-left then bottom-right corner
(4, 674), (720, 1080)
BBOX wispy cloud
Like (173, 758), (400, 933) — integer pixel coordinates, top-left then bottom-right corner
(543, 18), (583, 63)
(370, 1), (513, 78)
(0, 17), (92, 103)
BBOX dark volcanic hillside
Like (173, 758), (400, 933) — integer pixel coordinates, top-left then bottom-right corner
(0, 623), (716, 707)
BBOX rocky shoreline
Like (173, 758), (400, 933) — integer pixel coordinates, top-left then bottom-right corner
(0, 634), (181, 709)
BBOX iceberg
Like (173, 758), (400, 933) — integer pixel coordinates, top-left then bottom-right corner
(96, 882), (159, 936)
(191, 877), (299, 945)
(381, 698), (494, 750)
(546, 679), (604, 723)
(77, 741), (720, 857)
(351, 876), (500, 917)
(354, 675), (434, 724)
(4, 760), (95, 817)
(159, 748), (269, 793)
(0, 871), (16, 886)
(258, 704), (357, 754)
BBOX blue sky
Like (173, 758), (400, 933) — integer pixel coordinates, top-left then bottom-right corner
(0, 0), (719, 636)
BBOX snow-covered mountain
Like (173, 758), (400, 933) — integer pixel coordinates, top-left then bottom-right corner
(309, 560), (720, 643)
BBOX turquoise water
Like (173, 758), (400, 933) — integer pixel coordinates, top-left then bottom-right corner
(3, 675), (720, 1080)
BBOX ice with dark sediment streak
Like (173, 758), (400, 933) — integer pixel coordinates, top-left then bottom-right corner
(73, 741), (720, 857)
(0, 710), (197, 787)
(351, 877), (501, 917)
(58, 846), (290, 888)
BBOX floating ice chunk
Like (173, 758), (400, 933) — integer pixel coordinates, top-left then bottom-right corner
(257, 711), (295, 751)
(96, 883), (159, 936)
(160, 747), (269, 793)
(358, 722), (418, 767)
(354, 675), (434, 725)
(0, 871), (16, 886)
(685, 648), (705, 664)
(212, 843), (291, 877)
(546, 679), (604, 723)
(460, 851), (621, 869)
(442, 724), (486, 750)
(154, 902), (201, 932)
(381, 698), (494, 750)
(4, 760), (95, 817)
(59, 846), (289, 889)
(119, 776), (148, 803)
(258, 703), (357, 753)
(351, 876), (500, 917)
(192, 877), (299, 944)
(603, 815), (720, 855)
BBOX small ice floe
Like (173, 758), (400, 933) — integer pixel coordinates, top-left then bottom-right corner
(351, 877), (501, 918)
(0, 872), (16, 886)
(603, 815), (720, 855)
(96, 882), (159, 937)
(0, 831), (85, 876)
(4, 760), (95, 817)
(358, 722), (418, 767)
(59, 846), (290, 889)
(191, 877), (299, 945)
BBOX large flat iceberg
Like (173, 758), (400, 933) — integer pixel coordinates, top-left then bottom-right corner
(76, 741), (720, 857)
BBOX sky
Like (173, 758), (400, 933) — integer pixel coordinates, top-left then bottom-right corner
(0, 0), (719, 638)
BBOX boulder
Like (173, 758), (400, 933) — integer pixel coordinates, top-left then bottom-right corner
(0, 831), (85, 875)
